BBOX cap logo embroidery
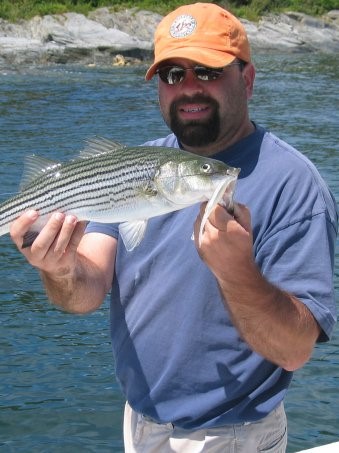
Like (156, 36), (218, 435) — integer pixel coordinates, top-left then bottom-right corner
(170, 14), (197, 38)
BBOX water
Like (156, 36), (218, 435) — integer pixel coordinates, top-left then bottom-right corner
(0, 53), (338, 452)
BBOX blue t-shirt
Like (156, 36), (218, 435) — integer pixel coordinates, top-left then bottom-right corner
(86, 125), (338, 429)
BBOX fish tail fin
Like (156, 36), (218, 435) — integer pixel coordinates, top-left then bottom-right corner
(22, 230), (40, 248)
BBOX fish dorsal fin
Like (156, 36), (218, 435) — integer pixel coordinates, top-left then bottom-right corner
(80, 137), (126, 159)
(20, 155), (61, 191)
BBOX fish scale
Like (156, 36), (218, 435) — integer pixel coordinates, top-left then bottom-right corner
(0, 138), (240, 251)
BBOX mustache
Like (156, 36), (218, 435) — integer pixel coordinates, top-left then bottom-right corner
(171, 94), (219, 110)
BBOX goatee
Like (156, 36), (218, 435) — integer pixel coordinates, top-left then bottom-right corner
(169, 95), (220, 147)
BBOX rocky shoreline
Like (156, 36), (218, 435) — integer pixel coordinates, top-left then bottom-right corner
(0, 7), (338, 68)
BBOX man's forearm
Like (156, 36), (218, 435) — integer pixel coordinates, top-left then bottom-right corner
(217, 263), (321, 371)
(194, 203), (321, 371)
(40, 253), (107, 314)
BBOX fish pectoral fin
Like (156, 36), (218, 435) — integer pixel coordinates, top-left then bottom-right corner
(140, 181), (158, 197)
(119, 220), (148, 251)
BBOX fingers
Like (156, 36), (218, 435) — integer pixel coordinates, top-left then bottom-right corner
(206, 204), (233, 231)
(30, 213), (68, 259)
(194, 202), (252, 251)
(197, 202), (251, 233)
(57, 219), (87, 256)
(232, 203), (252, 232)
(194, 202), (254, 282)
(10, 210), (39, 247)
(37, 213), (82, 256)
(10, 211), (85, 271)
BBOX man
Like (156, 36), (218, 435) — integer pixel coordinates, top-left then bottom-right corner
(10, 3), (337, 452)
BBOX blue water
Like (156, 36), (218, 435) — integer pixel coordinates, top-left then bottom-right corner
(0, 53), (338, 452)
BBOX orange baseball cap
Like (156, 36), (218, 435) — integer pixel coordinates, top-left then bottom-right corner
(145, 2), (251, 80)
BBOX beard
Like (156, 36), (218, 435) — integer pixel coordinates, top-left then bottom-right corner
(168, 95), (220, 148)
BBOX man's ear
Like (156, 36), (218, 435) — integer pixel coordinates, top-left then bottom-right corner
(242, 63), (255, 100)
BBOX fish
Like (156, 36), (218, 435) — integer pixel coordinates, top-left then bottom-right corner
(0, 137), (240, 251)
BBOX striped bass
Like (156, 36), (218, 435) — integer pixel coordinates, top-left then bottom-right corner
(0, 138), (240, 251)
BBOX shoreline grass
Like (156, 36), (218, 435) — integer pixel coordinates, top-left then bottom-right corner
(0, 1), (337, 23)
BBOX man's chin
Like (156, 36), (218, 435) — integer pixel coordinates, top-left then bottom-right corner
(174, 124), (219, 148)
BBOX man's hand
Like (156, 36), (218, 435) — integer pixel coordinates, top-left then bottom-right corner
(10, 210), (86, 277)
(194, 202), (254, 284)
(9, 210), (115, 314)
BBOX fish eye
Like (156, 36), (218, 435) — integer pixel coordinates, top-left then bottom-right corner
(201, 163), (212, 173)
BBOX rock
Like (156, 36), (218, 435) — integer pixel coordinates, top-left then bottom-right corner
(244, 16), (305, 51)
(327, 9), (339, 25)
(0, 9), (153, 67)
(88, 7), (162, 42)
(0, 8), (338, 67)
(254, 11), (339, 52)
(243, 11), (339, 53)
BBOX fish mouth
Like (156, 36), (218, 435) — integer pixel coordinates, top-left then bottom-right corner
(227, 166), (241, 177)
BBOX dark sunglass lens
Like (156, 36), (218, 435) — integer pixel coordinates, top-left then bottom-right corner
(157, 66), (225, 84)
(167, 67), (185, 85)
(158, 67), (185, 85)
(194, 67), (224, 81)
(157, 68), (170, 83)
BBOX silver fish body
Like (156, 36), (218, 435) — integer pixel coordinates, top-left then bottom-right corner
(0, 138), (240, 250)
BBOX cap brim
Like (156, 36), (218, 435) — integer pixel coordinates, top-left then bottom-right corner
(145, 47), (237, 80)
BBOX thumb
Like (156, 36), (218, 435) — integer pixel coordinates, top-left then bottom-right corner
(232, 202), (252, 233)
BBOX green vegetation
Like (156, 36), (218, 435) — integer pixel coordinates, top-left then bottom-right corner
(0, 0), (337, 23)
(230, 0), (338, 20)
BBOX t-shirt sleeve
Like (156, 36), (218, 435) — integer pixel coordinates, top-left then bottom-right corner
(256, 212), (337, 342)
(85, 221), (119, 239)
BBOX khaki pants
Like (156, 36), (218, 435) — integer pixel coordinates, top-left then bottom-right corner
(123, 401), (287, 453)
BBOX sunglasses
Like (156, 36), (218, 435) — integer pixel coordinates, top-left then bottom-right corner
(156, 62), (243, 85)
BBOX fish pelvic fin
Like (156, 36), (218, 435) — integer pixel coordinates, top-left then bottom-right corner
(119, 220), (148, 251)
